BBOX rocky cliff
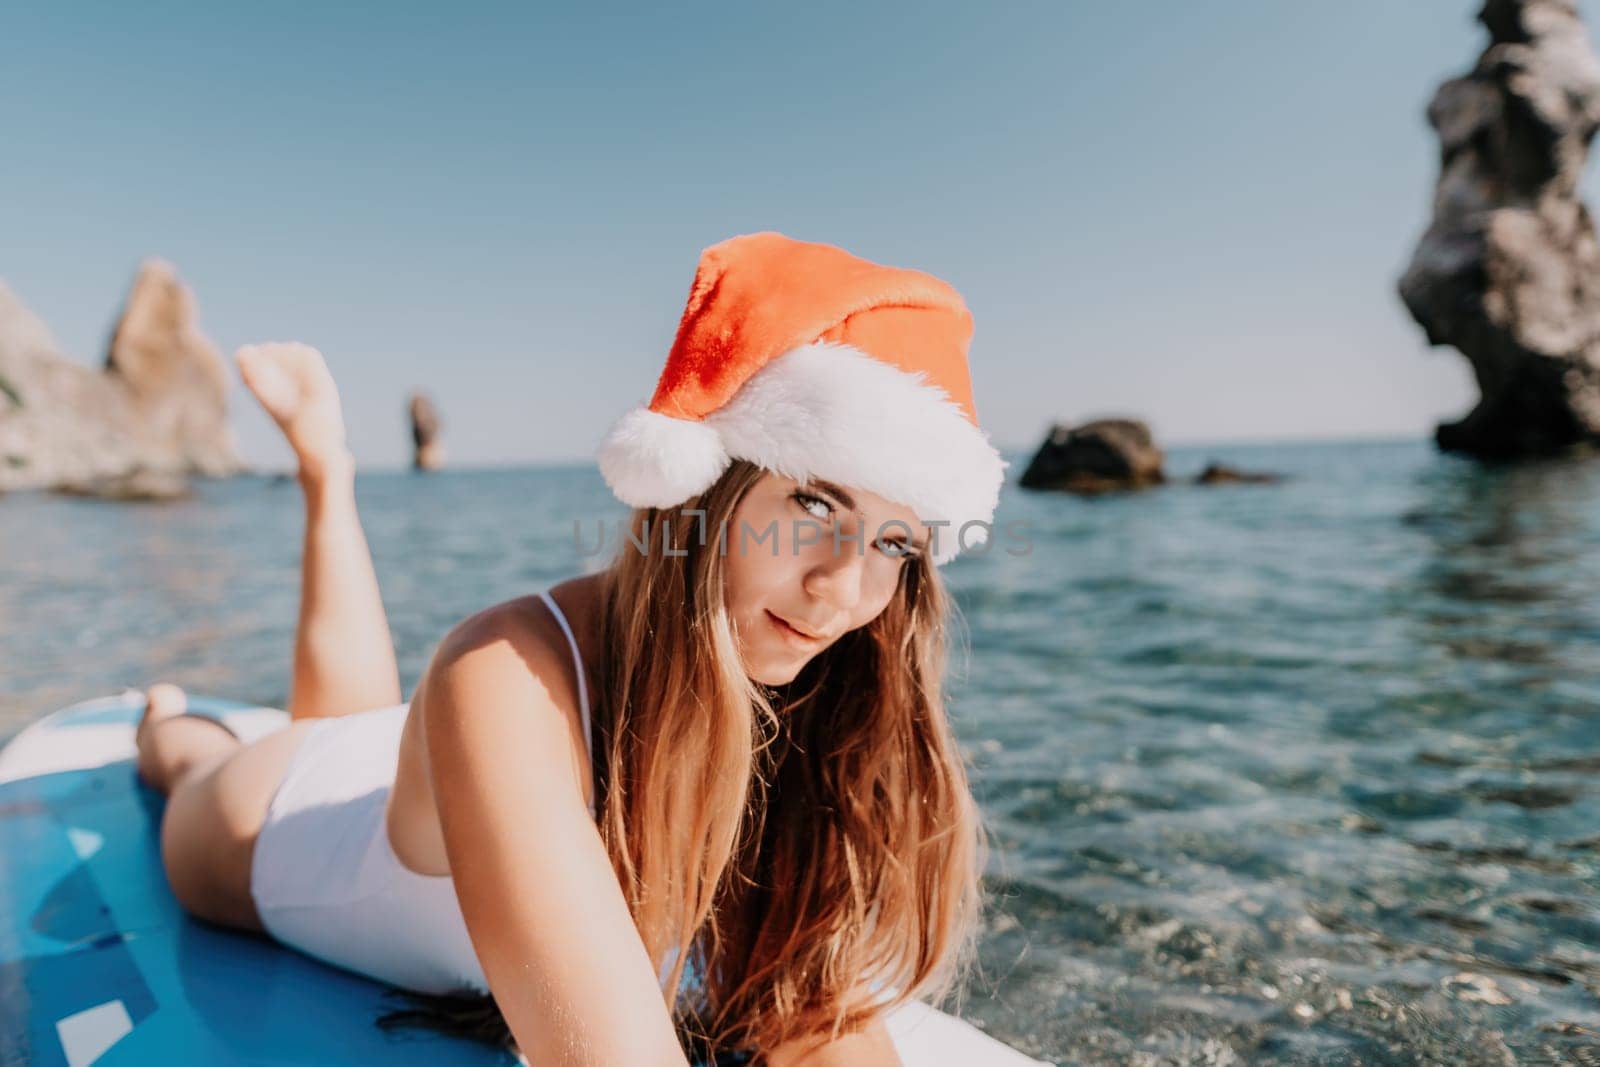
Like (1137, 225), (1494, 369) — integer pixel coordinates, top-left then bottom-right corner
(0, 261), (240, 494)
(1399, 0), (1600, 458)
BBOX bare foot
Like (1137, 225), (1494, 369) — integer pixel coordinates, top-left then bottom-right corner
(136, 682), (187, 734)
(135, 683), (235, 792)
(235, 342), (350, 481)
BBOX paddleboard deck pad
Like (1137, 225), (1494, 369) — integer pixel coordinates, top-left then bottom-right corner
(0, 691), (1049, 1066)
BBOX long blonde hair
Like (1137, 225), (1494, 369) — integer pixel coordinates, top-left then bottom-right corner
(593, 458), (988, 1058)
(379, 458), (987, 1059)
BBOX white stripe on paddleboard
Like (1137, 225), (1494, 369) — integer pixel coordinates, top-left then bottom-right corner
(55, 999), (133, 1066)
(66, 827), (104, 861)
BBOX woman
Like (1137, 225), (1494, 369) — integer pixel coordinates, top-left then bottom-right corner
(134, 232), (1009, 1066)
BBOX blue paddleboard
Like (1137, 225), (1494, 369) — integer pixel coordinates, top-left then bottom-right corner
(0, 692), (1048, 1066)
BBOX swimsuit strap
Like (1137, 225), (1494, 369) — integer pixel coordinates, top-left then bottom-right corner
(536, 589), (596, 814)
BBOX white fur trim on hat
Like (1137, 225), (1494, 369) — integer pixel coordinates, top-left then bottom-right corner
(597, 406), (729, 508)
(597, 343), (1008, 564)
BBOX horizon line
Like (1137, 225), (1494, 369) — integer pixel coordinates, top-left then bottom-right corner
(241, 430), (1437, 478)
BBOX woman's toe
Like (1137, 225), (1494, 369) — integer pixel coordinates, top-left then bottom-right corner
(140, 682), (188, 728)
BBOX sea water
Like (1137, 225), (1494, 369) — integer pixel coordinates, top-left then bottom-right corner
(3, 439), (1598, 1065)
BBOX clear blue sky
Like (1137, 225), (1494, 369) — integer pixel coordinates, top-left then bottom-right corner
(2, 1), (1556, 471)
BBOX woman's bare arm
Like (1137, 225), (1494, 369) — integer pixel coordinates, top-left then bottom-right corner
(418, 610), (689, 1067)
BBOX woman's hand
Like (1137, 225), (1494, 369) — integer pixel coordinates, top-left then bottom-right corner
(418, 605), (691, 1067)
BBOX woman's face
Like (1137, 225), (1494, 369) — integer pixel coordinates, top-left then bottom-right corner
(722, 472), (929, 685)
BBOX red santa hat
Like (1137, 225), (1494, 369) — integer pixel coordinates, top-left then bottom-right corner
(597, 231), (1007, 564)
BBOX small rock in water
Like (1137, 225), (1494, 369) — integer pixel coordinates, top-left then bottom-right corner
(1443, 972), (1513, 1005)
(1019, 418), (1166, 494)
(1195, 463), (1282, 486)
(1473, 783), (1578, 810)
(1547, 1021), (1600, 1037)
(1339, 812), (1384, 834)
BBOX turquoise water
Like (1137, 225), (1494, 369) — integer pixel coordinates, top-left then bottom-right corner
(4, 439), (1599, 1065)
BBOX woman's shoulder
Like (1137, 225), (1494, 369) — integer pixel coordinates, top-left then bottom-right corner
(416, 576), (602, 802)
(437, 575), (601, 674)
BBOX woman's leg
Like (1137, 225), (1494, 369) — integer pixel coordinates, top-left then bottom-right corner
(135, 682), (238, 795)
(134, 683), (313, 931)
(238, 343), (402, 719)
(132, 342), (401, 930)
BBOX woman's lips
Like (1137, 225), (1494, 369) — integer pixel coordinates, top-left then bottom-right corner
(767, 610), (824, 649)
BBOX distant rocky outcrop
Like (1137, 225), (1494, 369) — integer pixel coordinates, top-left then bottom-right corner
(1020, 419), (1285, 493)
(1019, 418), (1166, 493)
(1196, 463), (1282, 486)
(1399, 0), (1600, 459)
(409, 390), (444, 471)
(0, 261), (239, 495)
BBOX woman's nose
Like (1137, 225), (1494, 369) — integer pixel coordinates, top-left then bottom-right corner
(802, 534), (867, 612)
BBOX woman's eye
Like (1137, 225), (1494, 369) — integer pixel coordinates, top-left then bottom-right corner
(876, 538), (920, 561)
(792, 491), (834, 520)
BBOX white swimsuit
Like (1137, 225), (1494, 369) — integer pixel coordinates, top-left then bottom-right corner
(248, 589), (596, 997)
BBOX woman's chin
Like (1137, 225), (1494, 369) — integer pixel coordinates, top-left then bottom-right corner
(745, 656), (803, 687)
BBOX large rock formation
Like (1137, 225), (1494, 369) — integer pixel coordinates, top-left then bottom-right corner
(1019, 418), (1166, 493)
(1399, 0), (1600, 459)
(105, 260), (236, 476)
(0, 261), (240, 494)
(409, 390), (444, 471)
